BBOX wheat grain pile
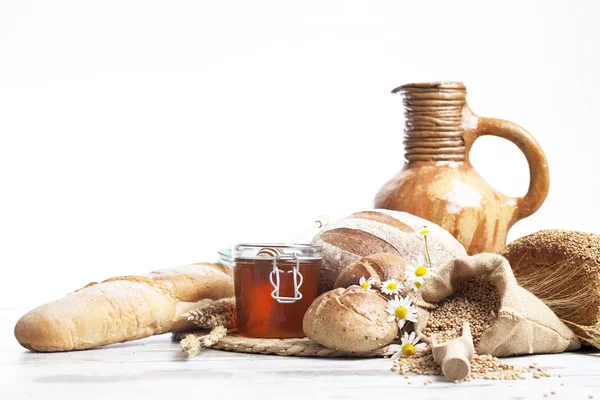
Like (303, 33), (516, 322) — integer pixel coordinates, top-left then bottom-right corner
(421, 277), (500, 348)
(391, 349), (531, 381)
(394, 276), (525, 381)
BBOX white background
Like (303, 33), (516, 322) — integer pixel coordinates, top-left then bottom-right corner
(1, 0), (599, 309)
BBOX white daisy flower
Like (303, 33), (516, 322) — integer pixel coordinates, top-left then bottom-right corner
(391, 331), (427, 360)
(386, 295), (417, 329)
(359, 276), (375, 292)
(381, 278), (401, 296)
(406, 276), (425, 291)
(405, 255), (435, 290)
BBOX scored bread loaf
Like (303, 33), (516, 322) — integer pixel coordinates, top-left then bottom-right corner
(334, 253), (409, 290)
(14, 263), (234, 352)
(302, 286), (397, 352)
(312, 209), (467, 294)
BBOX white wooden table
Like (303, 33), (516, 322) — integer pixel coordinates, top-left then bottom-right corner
(1, 309), (599, 399)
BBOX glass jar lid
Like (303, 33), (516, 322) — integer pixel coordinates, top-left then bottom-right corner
(217, 248), (234, 268)
(233, 243), (322, 261)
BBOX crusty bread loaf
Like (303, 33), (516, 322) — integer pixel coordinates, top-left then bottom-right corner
(334, 253), (408, 290)
(14, 262), (233, 352)
(312, 209), (467, 293)
(302, 286), (397, 352)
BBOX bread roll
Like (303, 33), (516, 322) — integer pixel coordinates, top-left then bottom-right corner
(311, 209), (467, 293)
(14, 263), (233, 352)
(334, 253), (408, 290)
(500, 230), (600, 344)
(302, 286), (397, 352)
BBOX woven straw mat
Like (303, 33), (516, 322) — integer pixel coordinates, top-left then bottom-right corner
(174, 331), (400, 358)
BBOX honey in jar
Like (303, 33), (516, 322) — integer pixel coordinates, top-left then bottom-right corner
(233, 244), (322, 338)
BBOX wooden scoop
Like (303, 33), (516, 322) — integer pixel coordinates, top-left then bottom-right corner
(431, 322), (475, 382)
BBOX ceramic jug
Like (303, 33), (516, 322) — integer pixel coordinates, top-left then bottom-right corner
(374, 82), (549, 254)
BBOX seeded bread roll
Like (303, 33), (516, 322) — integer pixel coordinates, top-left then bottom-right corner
(14, 263), (234, 352)
(311, 209), (467, 294)
(334, 253), (409, 290)
(303, 286), (397, 352)
(500, 229), (600, 345)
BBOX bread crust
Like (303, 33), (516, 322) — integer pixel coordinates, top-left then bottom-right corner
(334, 253), (408, 290)
(14, 263), (233, 352)
(500, 230), (600, 328)
(312, 209), (467, 293)
(302, 286), (397, 352)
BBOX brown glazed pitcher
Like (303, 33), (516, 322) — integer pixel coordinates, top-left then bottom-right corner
(374, 82), (549, 254)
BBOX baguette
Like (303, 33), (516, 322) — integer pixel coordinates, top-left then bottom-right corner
(14, 262), (234, 352)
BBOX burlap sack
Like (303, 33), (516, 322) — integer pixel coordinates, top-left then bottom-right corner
(415, 253), (580, 357)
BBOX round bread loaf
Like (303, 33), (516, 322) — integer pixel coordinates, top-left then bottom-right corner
(499, 229), (600, 345)
(302, 286), (397, 352)
(311, 209), (467, 294)
(334, 253), (408, 290)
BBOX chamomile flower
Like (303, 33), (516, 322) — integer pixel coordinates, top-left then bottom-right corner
(381, 279), (402, 296)
(417, 227), (430, 236)
(391, 331), (427, 360)
(406, 276), (425, 290)
(386, 295), (417, 329)
(359, 276), (375, 292)
(405, 255), (435, 290)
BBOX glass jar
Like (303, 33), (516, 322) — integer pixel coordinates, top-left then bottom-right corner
(233, 243), (322, 338)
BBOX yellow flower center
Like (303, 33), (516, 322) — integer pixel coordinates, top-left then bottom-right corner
(415, 266), (428, 277)
(402, 343), (416, 356)
(395, 306), (408, 319)
(361, 281), (370, 289)
(419, 229), (430, 235)
(386, 282), (398, 291)
(414, 281), (422, 289)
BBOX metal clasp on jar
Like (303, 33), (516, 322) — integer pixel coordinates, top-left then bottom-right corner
(269, 253), (304, 304)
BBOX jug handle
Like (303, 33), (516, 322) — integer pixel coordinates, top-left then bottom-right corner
(467, 116), (550, 220)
